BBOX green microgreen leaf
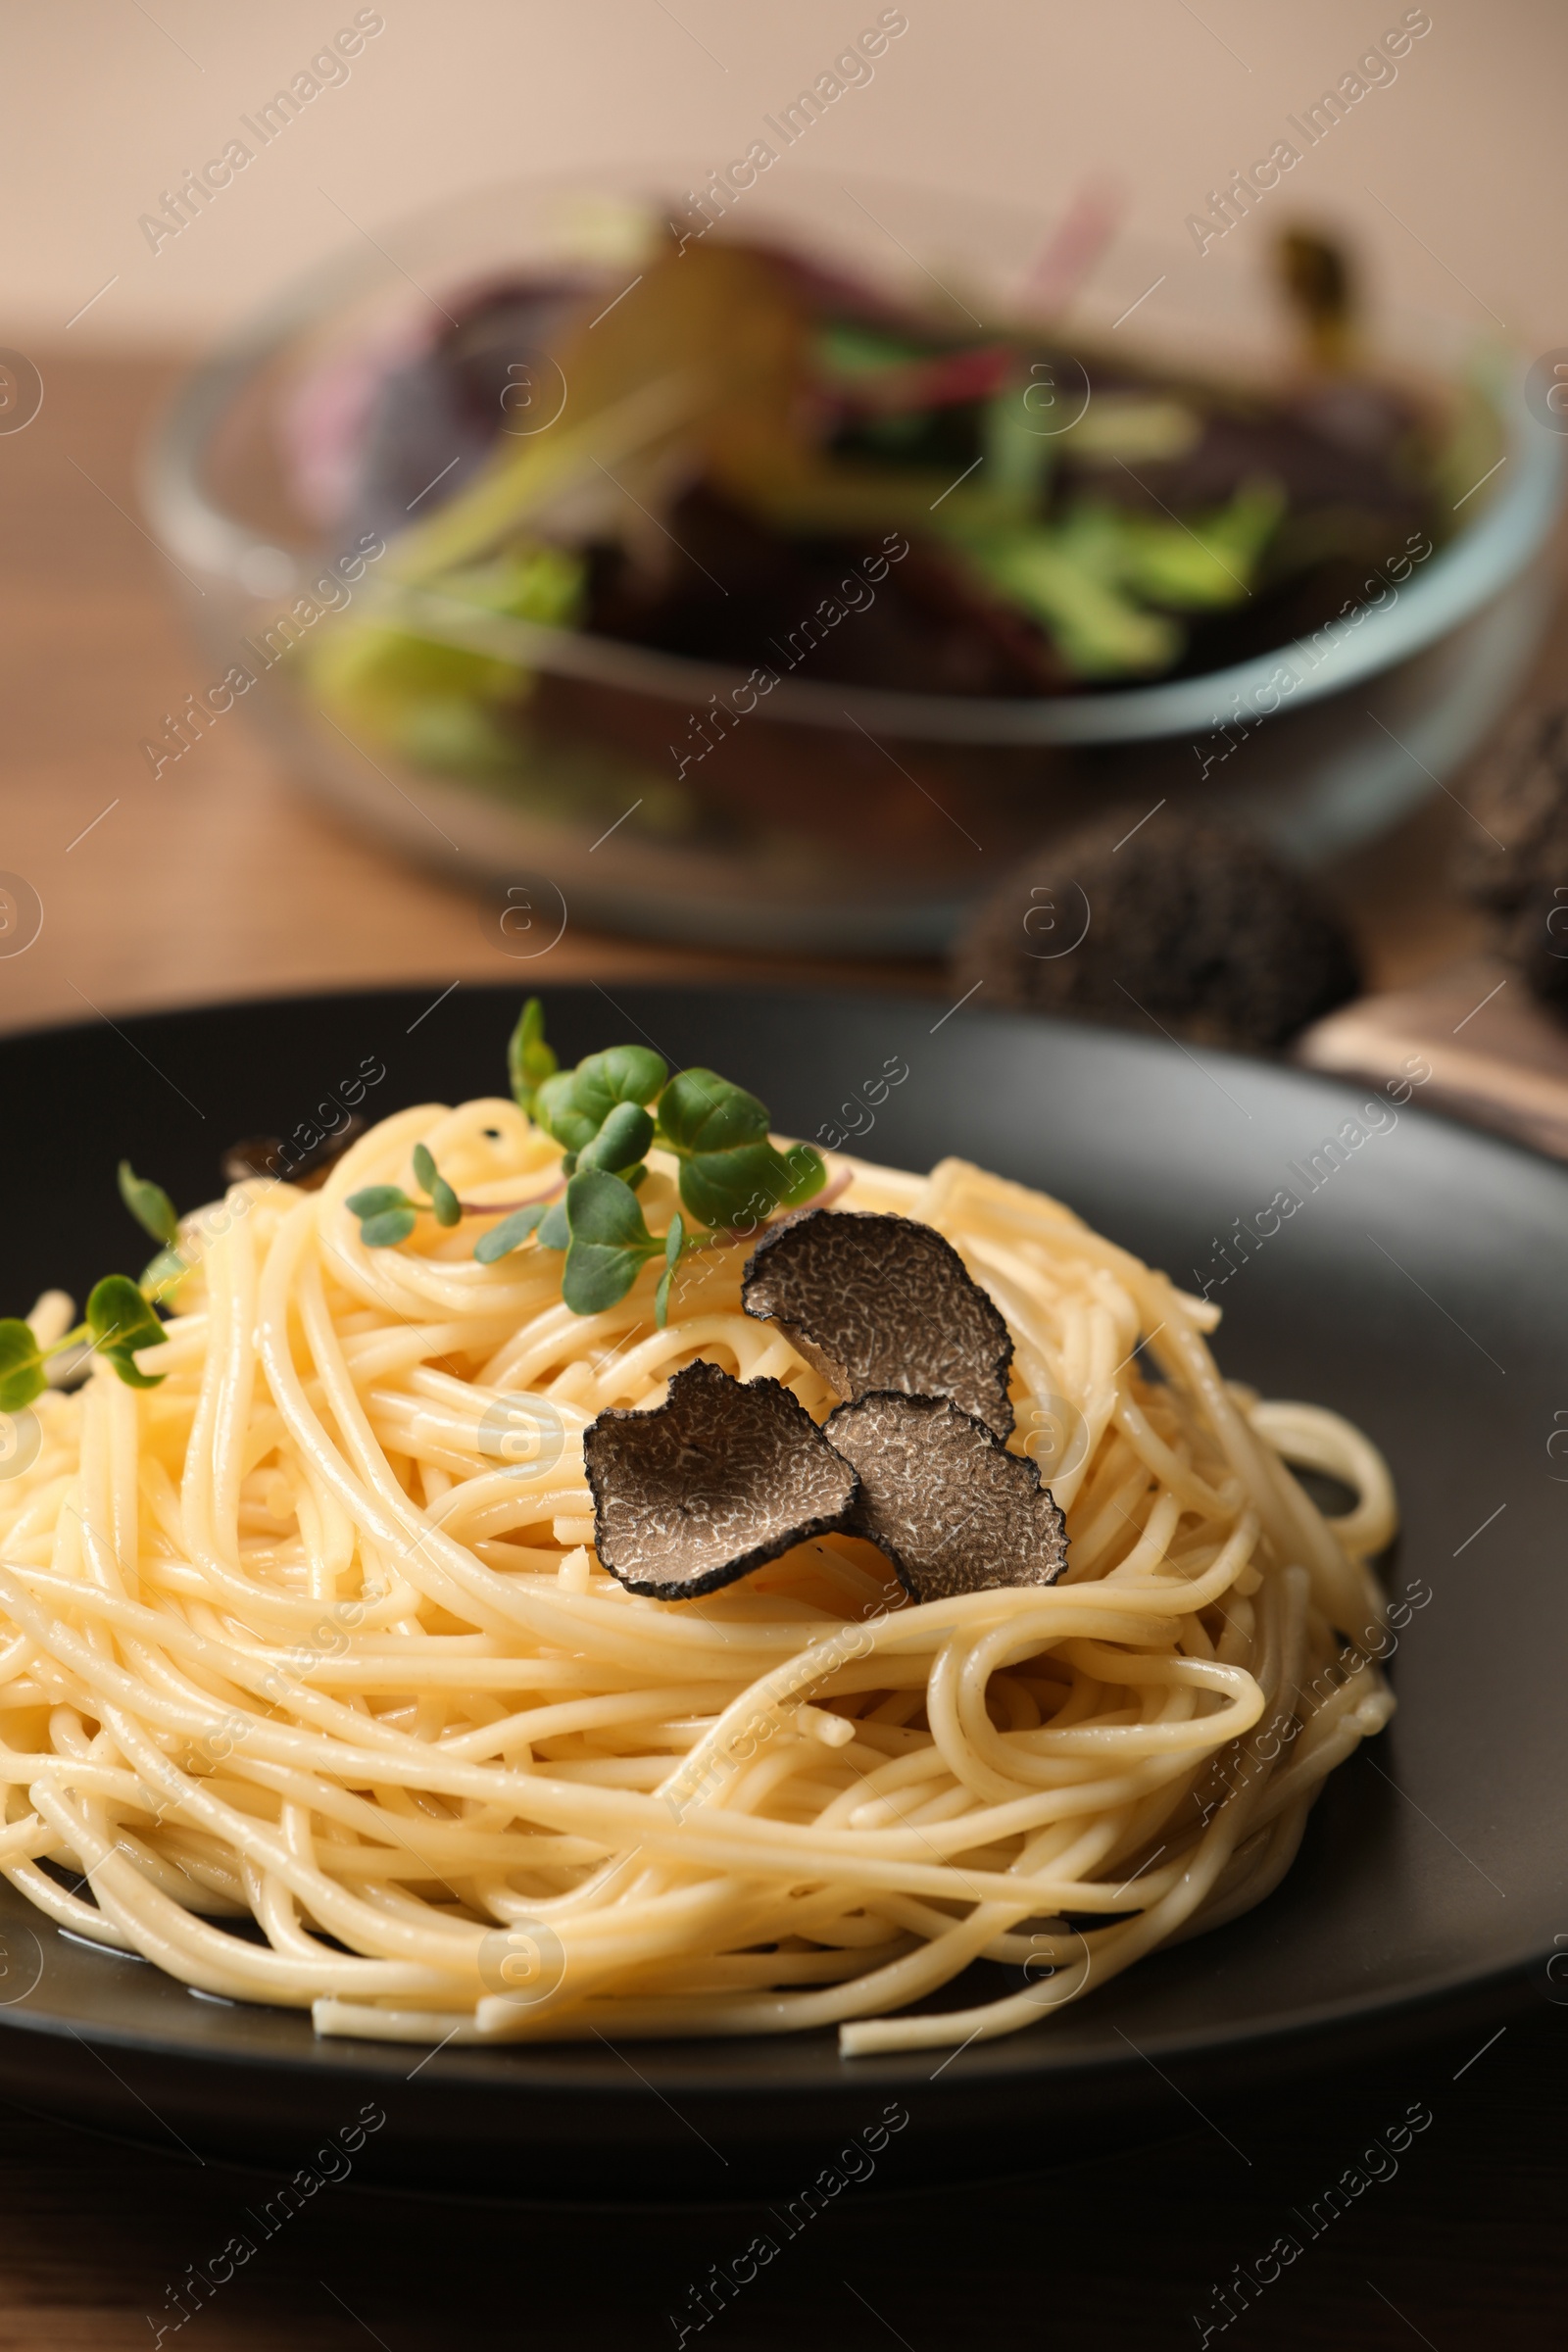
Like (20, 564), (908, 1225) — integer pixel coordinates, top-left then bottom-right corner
(413, 1145), (462, 1228)
(346, 1185), (411, 1219)
(533, 1071), (599, 1158)
(560, 1169), (663, 1315)
(85, 1275), (167, 1390)
(0, 1319), (46, 1412)
(494, 1024), (819, 1315)
(576, 1100), (655, 1177)
(346, 1184), (419, 1250)
(775, 1142), (828, 1208)
(571, 1047), (667, 1126)
(118, 1160), (180, 1250)
(360, 1206), (418, 1249)
(535, 1045), (667, 1164)
(139, 1247), (191, 1309)
(509, 997), (559, 1121)
(655, 1068), (770, 1157)
(473, 1202), (550, 1263)
(698, 1140), (826, 1232)
(655, 1069), (826, 1232)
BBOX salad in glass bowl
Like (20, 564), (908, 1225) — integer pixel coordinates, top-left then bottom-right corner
(147, 177), (1560, 952)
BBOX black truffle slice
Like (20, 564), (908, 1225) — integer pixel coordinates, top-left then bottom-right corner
(742, 1209), (1014, 1441)
(583, 1358), (859, 1599)
(824, 1392), (1067, 1602)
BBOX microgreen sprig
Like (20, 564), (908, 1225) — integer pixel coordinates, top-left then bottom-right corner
(556, 1170), (675, 1319)
(0, 1274), (169, 1410)
(415, 1143), (462, 1227)
(523, 1042), (823, 1234)
(118, 1161), (179, 1250)
(508, 997), (558, 1120)
(534, 1045), (664, 1183)
(345, 1142), (464, 1247)
(495, 1012), (824, 1321)
(0, 1162), (186, 1403)
(119, 1158), (192, 1306)
(1, 1000), (832, 1414)
(346, 1162), (564, 1250)
(345, 1001), (829, 1328)
(81, 1276), (170, 1389)
(652, 1066), (823, 1233)
(0, 1320), (49, 1412)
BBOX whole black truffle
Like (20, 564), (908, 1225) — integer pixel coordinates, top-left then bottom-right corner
(1458, 704), (1568, 1013)
(953, 813), (1359, 1054)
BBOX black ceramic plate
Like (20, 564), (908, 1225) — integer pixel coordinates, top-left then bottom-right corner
(0, 983), (1561, 2199)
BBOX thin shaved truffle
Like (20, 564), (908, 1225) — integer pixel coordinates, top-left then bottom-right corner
(742, 1209), (1015, 1440)
(824, 1392), (1067, 1602)
(584, 1358), (859, 1598)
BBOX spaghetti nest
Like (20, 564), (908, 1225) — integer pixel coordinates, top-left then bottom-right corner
(0, 1097), (1396, 2053)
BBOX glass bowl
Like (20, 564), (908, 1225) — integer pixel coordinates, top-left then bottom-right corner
(144, 170), (1564, 955)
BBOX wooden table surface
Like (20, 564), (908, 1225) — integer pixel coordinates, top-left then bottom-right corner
(0, 351), (942, 1048)
(0, 351), (1562, 2350)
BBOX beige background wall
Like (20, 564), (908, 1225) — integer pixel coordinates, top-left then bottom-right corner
(3, 0), (1564, 354)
